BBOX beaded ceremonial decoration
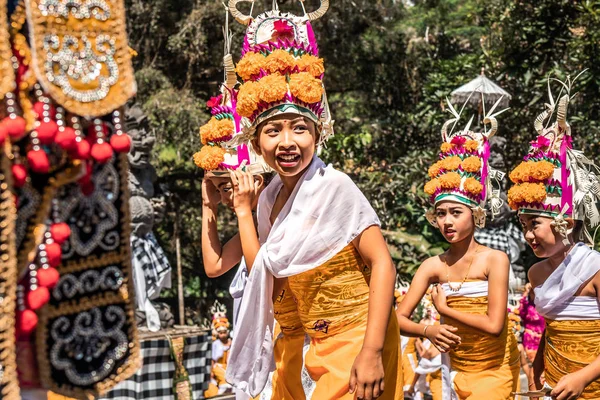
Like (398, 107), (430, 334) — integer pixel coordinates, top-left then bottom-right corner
(24, 0), (136, 117)
(0, 0), (15, 98)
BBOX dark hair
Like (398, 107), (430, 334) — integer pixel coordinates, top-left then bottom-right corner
(571, 220), (584, 243)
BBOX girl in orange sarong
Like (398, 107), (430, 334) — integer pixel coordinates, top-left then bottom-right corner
(509, 78), (600, 400)
(396, 103), (519, 400)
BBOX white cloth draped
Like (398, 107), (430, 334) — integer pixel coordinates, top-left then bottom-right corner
(226, 157), (380, 397)
(534, 242), (600, 320)
(228, 259), (248, 337)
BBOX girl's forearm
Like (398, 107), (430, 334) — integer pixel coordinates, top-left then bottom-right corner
(236, 211), (260, 272)
(362, 260), (395, 351)
(396, 315), (429, 338)
(439, 306), (504, 336)
(202, 204), (224, 277)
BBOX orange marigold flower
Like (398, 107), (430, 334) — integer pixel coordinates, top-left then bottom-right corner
(440, 142), (453, 153)
(424, 178), (441, 195)
(464, 177), (483, 195)
(257, 74), (288, 104)
(440, 156), (461, 171)
(199, 117), (234, 145)
(296, 54), (325, 77)
(264, 49), (295, 74)
(461, 156), (482, 173)
(464, 139), (479, 152)
(507, 182), (547, 210)
(428, 161), (442, 178)
(439, 172), (461, 189)
(509, 160), (555, 184)
(237, 81), (260, 117)
(236, 52), (265, 81)
(288, 72), (324, 103)
(193, 146), (226, 170)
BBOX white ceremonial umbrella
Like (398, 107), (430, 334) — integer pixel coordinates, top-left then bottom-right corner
(451, 67), (512, 109)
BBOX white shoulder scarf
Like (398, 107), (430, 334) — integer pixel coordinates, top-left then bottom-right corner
(535, 242), (600, 318)
(225, 156), (380, 397)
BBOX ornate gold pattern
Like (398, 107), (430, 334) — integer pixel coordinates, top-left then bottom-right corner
(545, 319), (600, 399)
(24, 0), (135, 117)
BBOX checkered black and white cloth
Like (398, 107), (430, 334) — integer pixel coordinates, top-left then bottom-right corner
(131, 232), (171, 299)
(475, 222), (525, 258)
(99, 334), (211, 400)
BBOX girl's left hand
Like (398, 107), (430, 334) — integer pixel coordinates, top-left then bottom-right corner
(551, 371), (588, 400)
(230, 169), (257, 217)
(349, 348), (385, 400)
(431, 285), (448, 314)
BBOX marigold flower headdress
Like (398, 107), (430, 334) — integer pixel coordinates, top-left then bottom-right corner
(210, 300), (230, 335)
(227, 0), (334, 147)
(508, 72), (600, 244)
(194, 10), (269, 177)
(425, 95), (508, 228)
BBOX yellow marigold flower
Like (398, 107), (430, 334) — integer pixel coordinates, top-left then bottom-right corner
(424, 178), (441, 195)
(509, 160), (555, 184)
(236, 52), (265, 81)
(461, 156), (482, 173)
(440, 156), (461, 171)
(193, 146), (226, 170)
(237, 81), (260, 117)
(264, 49), (295, 74)
(296, 54), (325, 77)
(507, 182), (547, 210)
(464, 177), (483, 195)
(428, 161), (442, 178)
(288, 72), (324, 103)
(199, 117), (234, 145)
(464, 139), (479, 152)
(440, 142), (453, 153)
(257, 74), (288, 104)
(439, 172), (461, 189)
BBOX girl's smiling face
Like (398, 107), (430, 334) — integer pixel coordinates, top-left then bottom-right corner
(253, 113), (317, 178)
(519, 214), (573, 258)
(435, 201), (475, 243)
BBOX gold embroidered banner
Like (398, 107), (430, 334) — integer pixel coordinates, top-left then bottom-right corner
(24, 0), (136, 117)
(0, 0), (15, 99)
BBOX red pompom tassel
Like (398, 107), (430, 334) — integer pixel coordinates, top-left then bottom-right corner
(16, 309), (38, 337)
(55, 127), (77, 150)
(45, 242), (62, 268)
(37, 267), (60, 289)
(4, 116), (27, 140)
(36, 120), (59, 145)
(27, 149), (50, 174)
(71, 139), (91, 160)
(91, 141), (113, 164)
(12, 164), (28, 188)
(0, 122), (7, 145)
(26, 287), (50, 310)
(33, 102), (56, 120)
(50, 222), (71, 244)
(110, 134), (132, 153)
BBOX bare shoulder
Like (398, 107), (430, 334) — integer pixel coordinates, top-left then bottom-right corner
(528, 260), (550, 288)
(415, 254), (444, 282)
(482, 247), (510, 264)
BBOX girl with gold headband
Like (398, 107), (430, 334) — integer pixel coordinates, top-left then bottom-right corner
(396, 99), (519, 399)
(509, 74), (600, 400)
(224, 1), (402, 399)
(196, 15), (310, 399)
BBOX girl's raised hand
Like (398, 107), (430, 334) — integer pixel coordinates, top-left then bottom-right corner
(229, 169), (257, 217)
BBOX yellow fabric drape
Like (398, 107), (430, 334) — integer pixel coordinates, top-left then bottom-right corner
(288, 243), (402, 400)
(544, 319), (600, 399)
(427, 369), (442, 400)
(444, 294), (519, 400)
(401, 338), (417, 390)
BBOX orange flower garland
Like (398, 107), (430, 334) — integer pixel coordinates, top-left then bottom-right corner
(289, 72), (324, 103)
(236, 52), (265, 81)
(440, 142), (453, 153)
(439, 156), (461, 171)
(428, 161), (442, 178)
(194, 146), (226, 170)
(257, 74), (288, 104)
(424, 178), (441, 195)
(507, 182), (547, 210)
(509, 160), (555, 183)
(264, 49), (295, 74)
(199, 117), (234, 145)
(464, 139), (479, 152)
(237, 81), (260, 117)
(464, 177), (483, 195)
(461, 156), (482, 173)
(297, 54), (325, 77)
(439, 172), (461, 189)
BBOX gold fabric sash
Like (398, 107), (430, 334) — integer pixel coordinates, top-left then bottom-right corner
(545, 319), (600, 399)
(288, 243), (370, 338)
(445, 296), (519, 372)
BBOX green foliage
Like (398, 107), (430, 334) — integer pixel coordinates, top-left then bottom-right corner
(125, 0), (600, 318)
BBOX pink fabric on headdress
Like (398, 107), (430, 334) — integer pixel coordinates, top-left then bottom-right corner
(559, 135), (573, 213)
(480, 140), (490, 201)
